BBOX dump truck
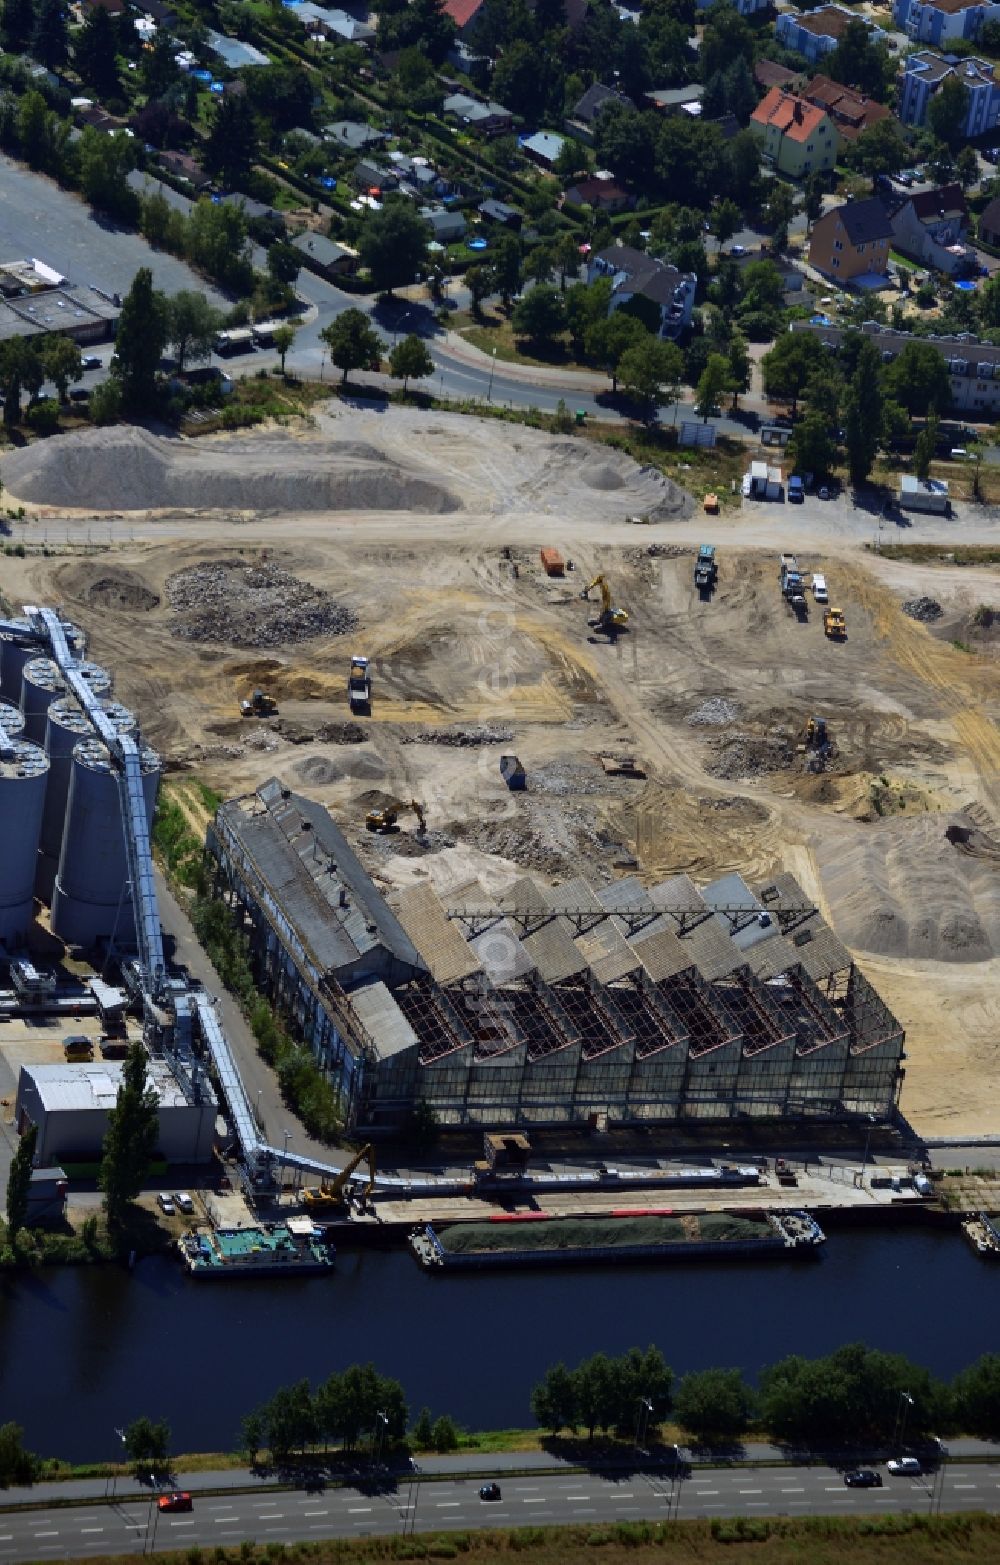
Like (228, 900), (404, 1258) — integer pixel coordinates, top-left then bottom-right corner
(824, 606), (847, 640)
(240, 688), (277, 718)
(779, 554), (807, 617)
(539, 547), (565, 577)
(694, 544), (718, 593)
(347, 655), (372, 713)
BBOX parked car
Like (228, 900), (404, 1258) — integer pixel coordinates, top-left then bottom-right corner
(81, 355), (102, 370)
(887, 1457), (922, 1476)
(63, 1034), (94, 1060)
(730, 243), (748, 257)
(812, 573), (828, 603)
(158, 1493), (193, 1513)
(479, 1483), (502, 1501)
(157, 1193), (176, 1216)
(845, 1469), (882, 1488)
(173, 1192), (195, 1215)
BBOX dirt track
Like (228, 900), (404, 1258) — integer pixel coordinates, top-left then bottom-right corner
(3, 406), (1000, 1138)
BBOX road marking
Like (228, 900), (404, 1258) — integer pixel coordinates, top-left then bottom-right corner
(302, 1510), (328, 1517)
(614, 1492), (635, 1499)
(33, 1531), (59, 1538)
(739, 1489), (762, 1495)
(780, 1487), (805, 1493)
(169, 1520), (195, 1528)
(566, 1495), (592, 1501)
(257, 1513), (284, 1520)
(436, 1503), (461, 1508)
(953, 1484), (978, 1490)
(214, 1517), (239, 1524)
(514, 1487), (540, 1492)
(694, 1489), (718, 1496)
(522, 1498), (547, 1504)
(348, 1508), (372, 1514)
(81, 1529), (105, 1535)
(825, 1485), (848, 1491)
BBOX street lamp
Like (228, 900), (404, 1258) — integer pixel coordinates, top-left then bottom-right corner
(634, 1396), (653, 1453)
(487, 348), (497, 403)
(107, 1427), (127, 1501)
(373, 1410), (389, 1469)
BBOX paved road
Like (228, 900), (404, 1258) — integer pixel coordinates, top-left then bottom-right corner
(0, 1462), (997, 1558)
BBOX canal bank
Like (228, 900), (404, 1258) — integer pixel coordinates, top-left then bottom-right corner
(0, 1228), (996, 1463)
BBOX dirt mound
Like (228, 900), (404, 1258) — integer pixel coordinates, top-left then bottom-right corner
(902, 596), (943, 622)
(166, 560), (357, 647)
(83, 572), (160, 613)
(2, 427), (461, 514)
(705, 732), (795, 780)
(292, 751), (386, 786)
(583, 461), (626, 492)
(817, 814), (1000, 962)
(687, 697), (740, 728)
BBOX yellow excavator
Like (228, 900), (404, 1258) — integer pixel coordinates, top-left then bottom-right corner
(303, 1144), (377, 1214)
(580, 575), (629, 639)
(365, 798), (427, 834)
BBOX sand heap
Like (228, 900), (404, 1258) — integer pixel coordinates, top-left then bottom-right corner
(816, 813), (1000, 962)
(2, 427), (461, 514)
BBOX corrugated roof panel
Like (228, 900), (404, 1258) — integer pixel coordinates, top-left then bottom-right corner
(631, 926), (694, 982)
(349, 980), (419, 1060)
(677, 915), (743, 980)
(393, 884), (481, 984)
(467, 917), (536, 981)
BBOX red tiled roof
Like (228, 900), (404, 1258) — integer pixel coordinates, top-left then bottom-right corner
(803, 74), (892, 139)
(751, 85), (829, 144)
(755, 60), (799, 89)
(442, 0), (484, 25)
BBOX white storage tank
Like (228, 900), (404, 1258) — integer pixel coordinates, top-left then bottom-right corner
(0, 699), (25, 742)
(0, 620), (84, 703)
(50, 737), (160, 948)
(36, 698), (136, 902)
(0, 739), (49, 944)
(20, 657), (112, 744)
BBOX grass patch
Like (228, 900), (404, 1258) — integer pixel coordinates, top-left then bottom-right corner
(453, 310), (591, 373)
(872, 544), (1000, 567)
(889, 249), (922, 273)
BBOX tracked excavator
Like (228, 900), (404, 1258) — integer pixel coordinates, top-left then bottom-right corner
(302, 1144), (377, 1213)
(365, 798), (427, 834)
(580, 575), (628, 639)
(240, 688), (277, 717)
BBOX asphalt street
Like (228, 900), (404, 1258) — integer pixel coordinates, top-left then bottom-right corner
(1, 1463), (998, 1559)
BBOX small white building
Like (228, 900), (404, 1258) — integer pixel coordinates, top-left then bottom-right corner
(900, 474), (950, 513)
(15, 1058), (218, 1165)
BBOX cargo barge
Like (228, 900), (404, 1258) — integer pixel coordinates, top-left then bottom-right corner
(409, 1209), (825, 1271)
(962, 1212), (1000, 1258)
(178, 1217), (335, 1277)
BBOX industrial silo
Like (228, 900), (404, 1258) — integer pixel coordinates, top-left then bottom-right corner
(0, 620), (84, 703)
(0, 739), (49, 944)
(35, 698), (136, 903)
(20, 657), (112, 744)
(50, 737), (160, 948)
(0, 699), (25, 742)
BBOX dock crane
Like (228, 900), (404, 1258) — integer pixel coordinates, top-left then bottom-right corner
(365, 798), (427, 834)
(302, 1144), (377, 1213)
(580, 575), (628, 639)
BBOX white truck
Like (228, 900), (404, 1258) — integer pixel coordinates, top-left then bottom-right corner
(348, 655), (372, 713)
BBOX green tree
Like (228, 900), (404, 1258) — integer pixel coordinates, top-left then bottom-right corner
(17, 89), (68, 176)
(883, 339), (951, 415)
(78, 127), (138, 221)
(493, 233), (523, 310)
(141, 27), (177, 97)
(727, 333), (751, 411)
(186, 200), (252, 292)
(0, 1425), (39, 1486)
(760, 1343), (946, 1445)
(0, 339), (43, 427)
(617, 335), (684, 420)
(5, 1122), (37, 1240)
(594, 101), (655, 189)
(524, 244), (555, 288)
(359, 201), (429, 295)
(203, 94), (259, 188)
(674, 1368), (755, 1444)
(825, 19), (893, 100)
(928, 73), (970, 148)
(531, 1361), (578, 1434)
(956, 144), (980, 189)
(98, 1039), (160, 1232)
(552, 231), (583, 290)
(272, 323), (297, 376)
(566, 276), (612, 353)
(762, 331), (823, 417)
(465, 263), (494, 319)
(511, 284), (566, 350)
(846, 118), (909, 184)
(166, 290), (224, 373)
(124, 1416), (170, 1474)
(267, 241), (301, 287)
(585, 310), (645, 390)
(953, 1354), (1000, 1436)
(713, 198), (741, 246)
(39, 335), (82, 402)
(139, 190), (173, 249)
(388, 332), (433, 392)
(320, 308), (385, 384)
(89, 377), (122, 425)
(74, 6), (121, 100)
(700, 2), (752, 80)
(240, 1411), (264, 1467)
(695, 352), (732, 421)
(1, 0), (33, 53)
(913, 410), (939, 480)
(431, 1414), (459, 1452)
(411, 1407), (434, 1449)
(789, 409), (836, 477)
(31, 0), (67, 68)
(843, 336), (883, 485)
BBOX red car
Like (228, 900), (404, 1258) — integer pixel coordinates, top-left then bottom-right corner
(158, 1492), (193, 1513)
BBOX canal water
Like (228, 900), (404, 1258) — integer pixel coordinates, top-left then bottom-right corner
(0, 1230), (994, 1461)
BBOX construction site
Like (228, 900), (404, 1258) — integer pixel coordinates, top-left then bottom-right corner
(1, 403), (1000, 1162)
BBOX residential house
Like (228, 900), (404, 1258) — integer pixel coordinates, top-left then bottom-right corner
(353, 158), (399, 192)
(587, 245), (697, 338)
(979, 193), (1000, 244)
(207, 31), (270, 67)
(447, 40), (489, 73)
(157, 149), (211, 189)
(478, 198), (521, 229)
(802, 75), (893, 143)
(880, 180), (970, 271)
(754, 60), (802, 90)
(898, 49), (1000, 135)
(142, 0), (178, 25)
(750, 86), (838, 177)
(808, 196), (893, 281)
(893, 0), (1000, 45)
(644, 85), (705, 115)
(441, 0), (486, 36)
(291, 232), (360, 277)
(776, 4), (885, 63)
(420, 205), (467, 243)
(522, 129), (567, 166)
(564, 82), (633, 142)
(323, 120), (388, 152)
(297, 4), (376, 42)
(563, 173), (634, 212)
(442, 92), (514, 136)
(791, 318), (1000, 414)
(221, 194), (287, 231)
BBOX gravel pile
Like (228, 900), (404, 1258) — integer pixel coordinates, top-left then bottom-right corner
(705, 733), (794, 780)
(687, 697), (740, 728)
(401, 724), (515, 747)
(527, 760), (606, 796)
(165, 560), (358, 647)
(902, 597), (943, 622)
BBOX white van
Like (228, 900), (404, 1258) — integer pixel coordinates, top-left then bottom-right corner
(812, 573), (828, 603)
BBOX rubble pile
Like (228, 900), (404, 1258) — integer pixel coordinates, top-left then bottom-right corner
(902, 597), (943, 622)
(166, 560), (358, 647)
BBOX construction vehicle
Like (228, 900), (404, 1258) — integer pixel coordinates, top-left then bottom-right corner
(302, 1143), (376, 1213)
(703, 493), (719, 515)
(580, 575), (628, 639)
(824, 606), (847, 640)
(240, 688), (277, 718)
(804, 716), (829, 749)
(694, 544), (718, 593)
(365, 798), (427, 834)
(347, 655), (372, 713)
(779, 554), (807, 618)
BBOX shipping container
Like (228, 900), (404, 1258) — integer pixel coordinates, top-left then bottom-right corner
(539, 547), (565, 576)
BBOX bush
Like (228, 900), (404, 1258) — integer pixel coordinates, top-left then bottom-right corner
(26, 398), (60, 435)
(89, 378), (122, 426)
